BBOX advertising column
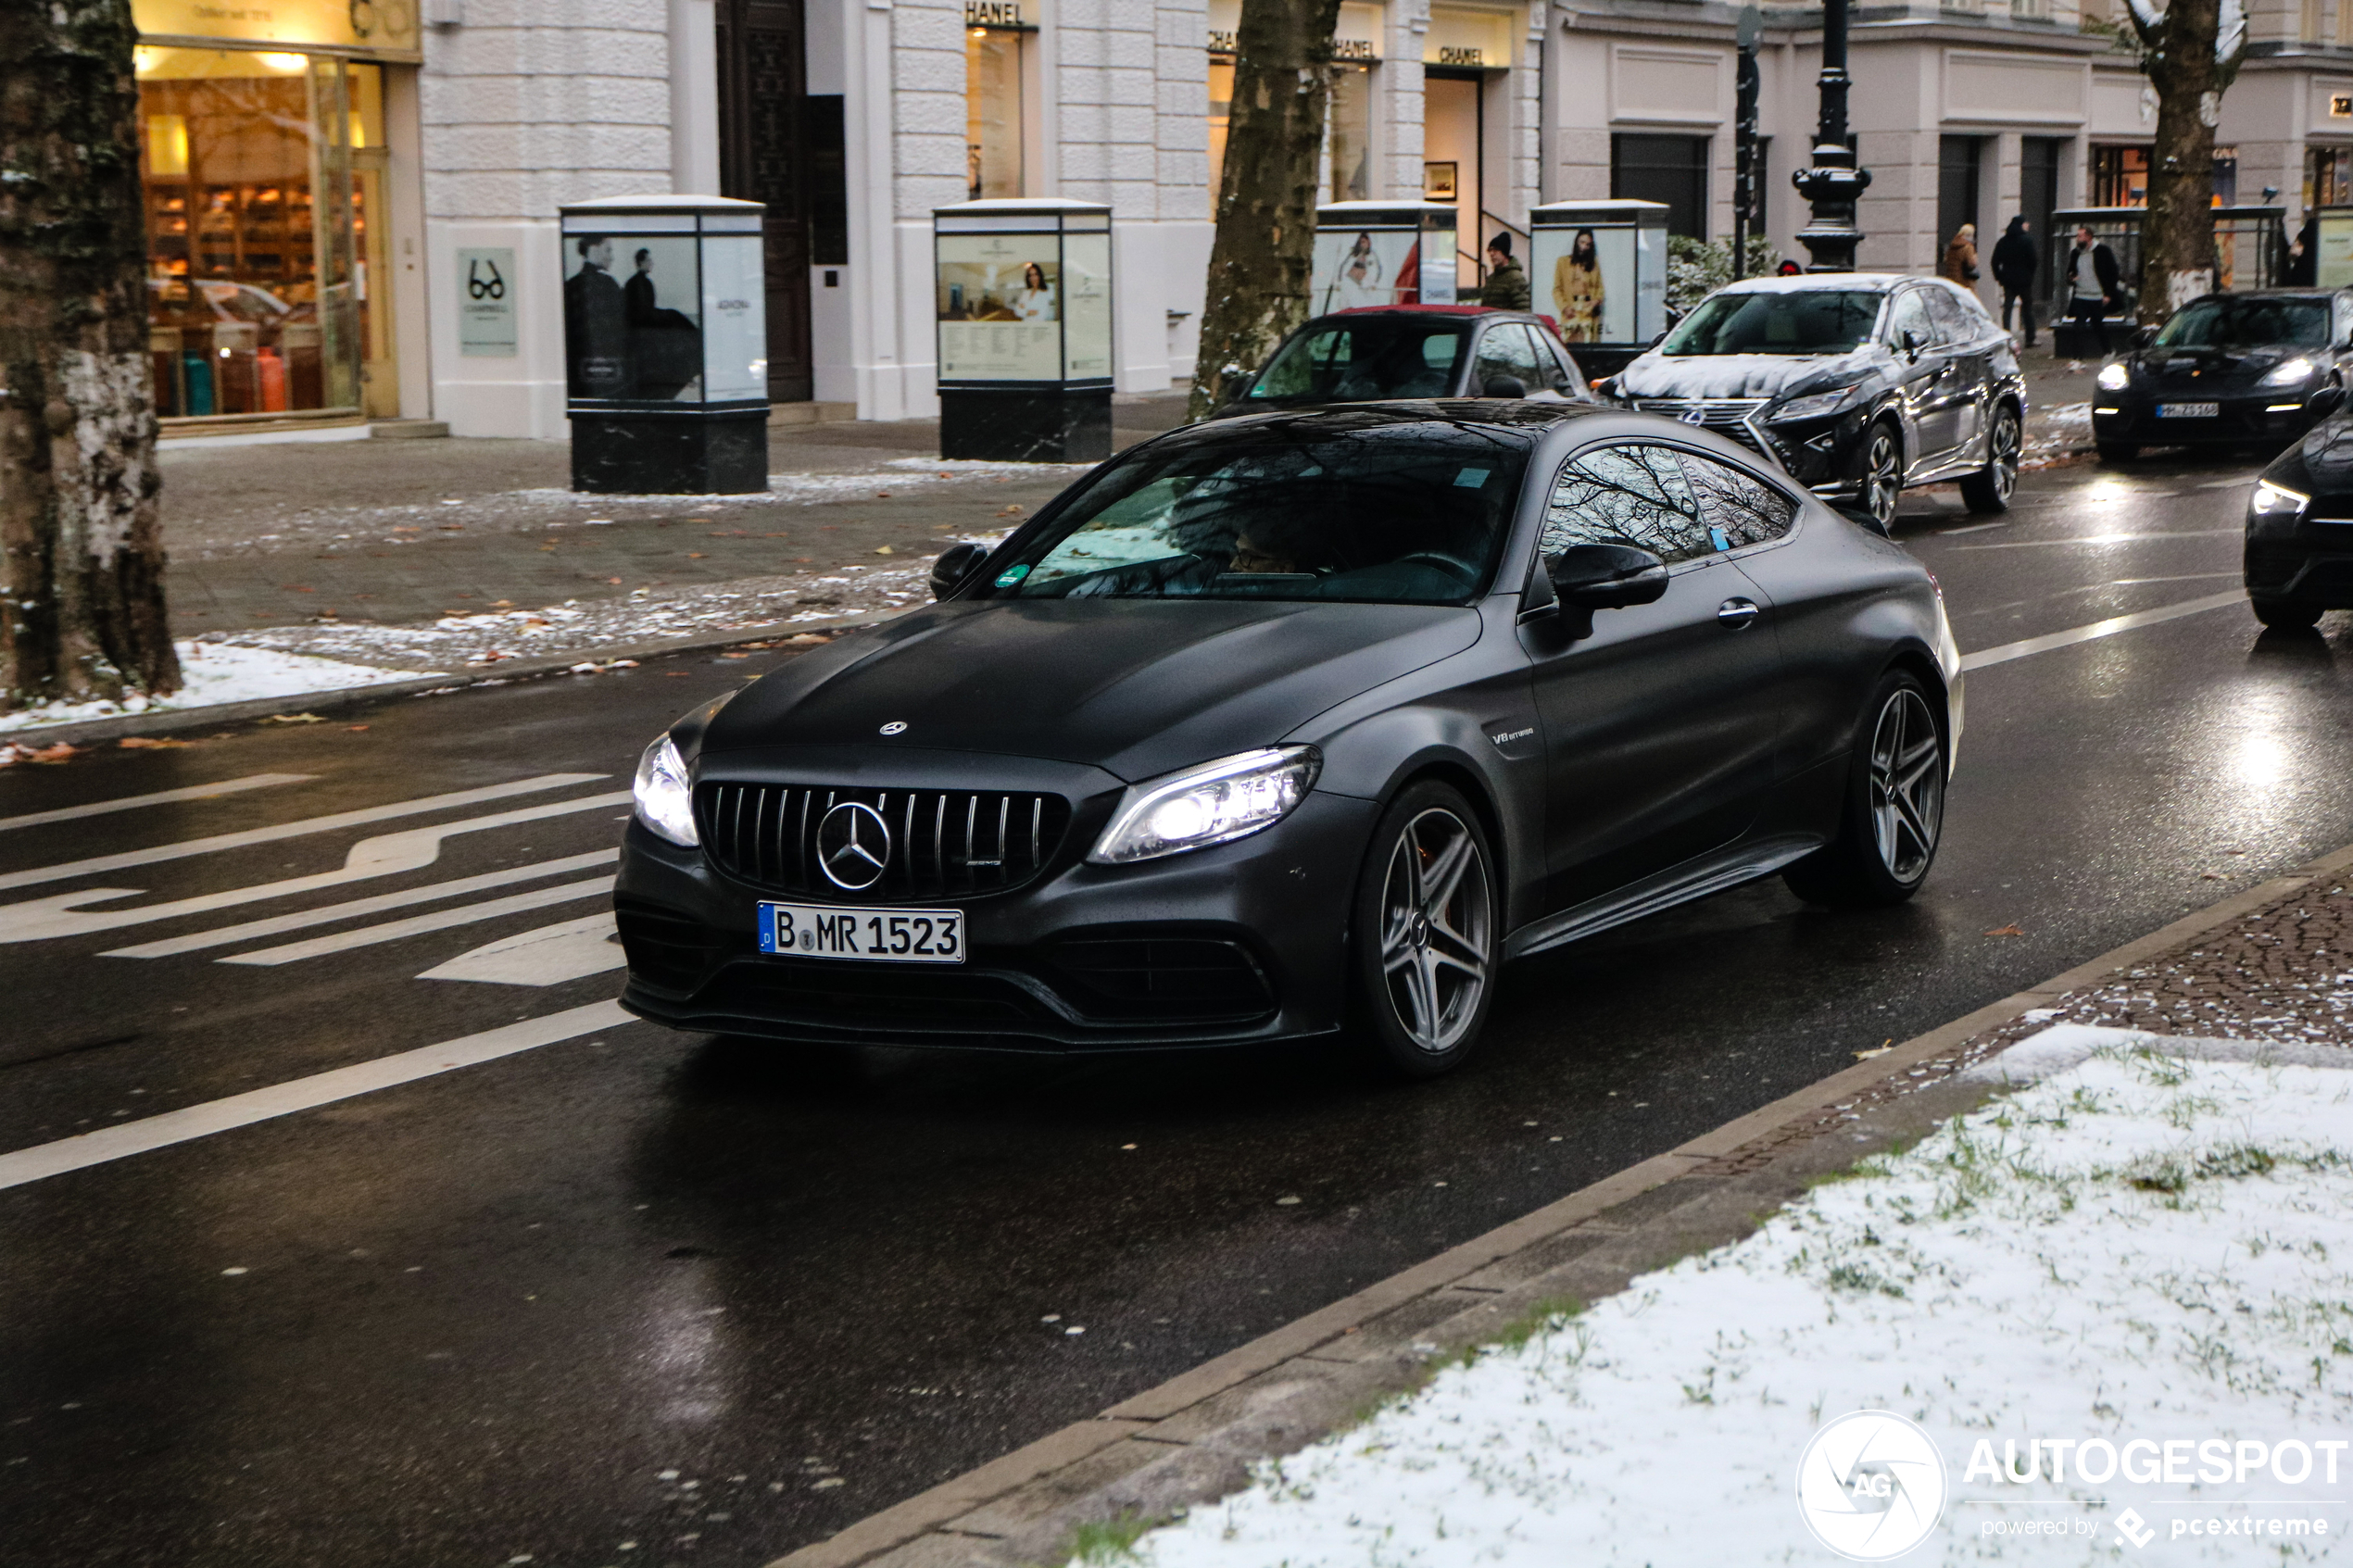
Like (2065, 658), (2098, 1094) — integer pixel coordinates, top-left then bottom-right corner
(935, 200), (1114, 461)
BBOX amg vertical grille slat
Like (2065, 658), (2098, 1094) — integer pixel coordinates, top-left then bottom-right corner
(695, 782), (1072, 901)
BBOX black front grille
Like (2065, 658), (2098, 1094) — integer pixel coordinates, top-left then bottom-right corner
(697, 782), (1073, 900)
(1045, 936), (1275, 1022)
(616, 898), (747, 992)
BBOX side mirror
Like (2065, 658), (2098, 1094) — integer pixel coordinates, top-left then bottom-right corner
(1546, 543), (1669, 608)
(1901, 330), (1928, 359)
(2309, 383), (2346, 420)
(930, 541), (990, 599)
(2133, 325), (2158, 349)
(1481, 374), (1528, 399)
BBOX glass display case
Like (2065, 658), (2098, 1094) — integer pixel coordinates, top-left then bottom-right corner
(1528, 199), (1667, 378)
(1311, 201), (1457, 313)
(934, 199), (1114, 461)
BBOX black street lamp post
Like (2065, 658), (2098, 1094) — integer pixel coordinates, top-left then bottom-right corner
(1791, 0), (1870, 271)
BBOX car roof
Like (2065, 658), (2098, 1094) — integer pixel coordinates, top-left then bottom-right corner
(1713, 272), (1912, 295)
(1166, 401), (1608, 442)
(1328, 304), (1514, 319)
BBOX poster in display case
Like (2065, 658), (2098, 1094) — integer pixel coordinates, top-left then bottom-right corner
(934, 199), (1115, 460)
(1529, 200), (1667, 371)
(1311, 202), (1457, 312)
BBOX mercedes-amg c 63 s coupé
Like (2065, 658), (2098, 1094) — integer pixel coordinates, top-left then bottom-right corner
(617, 402), (1963, 1076)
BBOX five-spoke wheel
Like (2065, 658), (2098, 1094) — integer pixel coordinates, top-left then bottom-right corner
(1784, 671), (1947, 908)
(1959, 401), (2020, 514)
(1353, 783), (1498, 1076)
(1856, 422), (1904, 533)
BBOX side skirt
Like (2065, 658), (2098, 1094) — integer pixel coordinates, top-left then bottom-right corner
(1503, 832), (1825, 962)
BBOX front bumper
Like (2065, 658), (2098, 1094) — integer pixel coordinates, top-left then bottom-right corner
(2246, 530), (2353, 607)
(2095, 388), (2315, 446)
(614, 790), (1380, 1051)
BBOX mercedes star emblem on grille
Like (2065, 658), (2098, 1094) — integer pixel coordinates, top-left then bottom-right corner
(879, 721), (909, 736)
(816, 802), (892, 890)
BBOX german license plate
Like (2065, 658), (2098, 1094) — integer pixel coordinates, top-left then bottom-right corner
(2158, 402), (2220, 419)
(759, 902), (964, 963)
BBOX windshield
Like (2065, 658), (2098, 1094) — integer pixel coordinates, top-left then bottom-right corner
(1660, 290), (1885, 357)
(1247, 320), (1469, 401)
(2153, 297), (2329, 350)
(986, 420), (1530, 606)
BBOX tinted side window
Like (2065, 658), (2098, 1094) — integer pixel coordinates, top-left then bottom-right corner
(1542, 444), (1716, 564)
(1884, 289), (1933, 349)
(1473, 325), (1543, 392)
(1678, 451), (1798, 549)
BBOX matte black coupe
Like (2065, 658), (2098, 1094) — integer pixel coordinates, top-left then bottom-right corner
(618, 404), (1963, 1075)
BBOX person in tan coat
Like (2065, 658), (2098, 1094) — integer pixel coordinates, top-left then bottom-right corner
(1941, 223), (1980, 288)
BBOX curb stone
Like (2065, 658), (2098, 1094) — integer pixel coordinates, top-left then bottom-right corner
(765, 834), (2353, 1568)
(0, 607), (905, 752)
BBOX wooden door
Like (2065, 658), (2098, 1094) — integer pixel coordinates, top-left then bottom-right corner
(717, 0), (812, 403)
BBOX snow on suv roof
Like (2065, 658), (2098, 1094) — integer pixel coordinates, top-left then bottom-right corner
(1716, 272), (1912, 294)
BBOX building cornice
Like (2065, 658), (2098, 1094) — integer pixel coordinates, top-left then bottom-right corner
(1556, 2), (2119, 55)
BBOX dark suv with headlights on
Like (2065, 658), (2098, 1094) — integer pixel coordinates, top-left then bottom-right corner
(1209, 306), (1592, 413)
(617, 402), (1962, 1078)
(1607, 274), (2027, 533)
(2241, 383), (2353, 629)
(2094, 290), (2353, 462)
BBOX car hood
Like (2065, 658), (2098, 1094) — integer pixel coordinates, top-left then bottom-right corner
(2274, 413), (2353, 490)
(703, 598), (1483, 782)
(2136, 343), (2312, 388)
(1614, 346), (1886, 402)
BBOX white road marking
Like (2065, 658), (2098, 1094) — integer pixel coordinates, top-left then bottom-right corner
(418, 913), (625, 985)
(219, 877), (616, 965)
(1933, 521), (2009, 536)
(2196, 477), (2256, 490)
(0, 791), (632, 945)
(0, 773), (315, 834)
(0, 773), (600, 893)
(105, 850), (621, 959)
(0, 1000), (630, 1192)
(1960, 589), (2248, 671)
(1952, 528), (2242, 551)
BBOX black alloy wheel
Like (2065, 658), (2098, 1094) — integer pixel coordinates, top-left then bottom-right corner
(1353, 781), (1499, 1077)
(2252, 597), (2325, 631)
(1855, 420), (1904, 533)
(1958, 400), (2021, 514)
(1783, 671), (1946, 908)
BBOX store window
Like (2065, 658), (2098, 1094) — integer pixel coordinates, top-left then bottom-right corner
(2091, 144), (2237, 208)
(137, 46), (384, 420)
(1208, 55), (1233, 208)
(965, 5), (1029, 200)
(1328, 66), (1374, 202)
(2309, 146), (2353, 211)
(1209, 4), (1381, 213)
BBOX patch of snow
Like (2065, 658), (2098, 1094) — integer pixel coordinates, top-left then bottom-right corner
(0, 642), (421, 733)
(2043, 400), (2094, 430)
(1125, 1031), (2353, 1566)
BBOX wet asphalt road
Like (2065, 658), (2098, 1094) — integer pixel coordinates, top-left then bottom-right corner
(6, 453), (2352, 1568)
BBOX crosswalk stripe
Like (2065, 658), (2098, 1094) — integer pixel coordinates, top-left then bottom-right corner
(0, 773), (603, 893)
(0, 773), (316, 834)
(219, 876), (616, 965)
(419, 913), (626, 985)
(0, 1000), (632, 1192)
(103, 849), (621, 959)
(0, 791), (633, 946)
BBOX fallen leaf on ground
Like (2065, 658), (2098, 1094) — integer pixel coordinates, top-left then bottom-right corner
(686, 552), (708, 559)
(347, 724), (370, 732)
(1982, 923), (2025, 937)
(786, 633), (829, 645)
(491, 599), (514, 608)
(606, 576), (623, 584)
(1854, 1045), (1893, 1060)
(118, 736), (192, 749)
(27, 743), (82, 764)
(874, 546), (896, 556)
(721, 652), (751, 660)
(663, 671), (691, 678)
(267, 713), (327, 724)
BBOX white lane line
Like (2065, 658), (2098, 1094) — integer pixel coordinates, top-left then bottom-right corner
(104, 849), (620, 960)
(0, 999), (630, 1193)
(1952, 528), (2242, 551)
(1933, 521), (2009, 536)
(419, 913), (625, 985)
(0, 773), (601, 893)
(219, 876), (616, 965)
(0, 791), (632, 945)
(0, 773), (316, 834)
(1961, 588), (2248, 671)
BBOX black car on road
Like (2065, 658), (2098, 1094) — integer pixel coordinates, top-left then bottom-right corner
(2243, 385), (2353, 628)
(618, 403), (1963, 1075)
(1607, 273), (2028, 533)
(1210, 305), (1592, 413)
(2095, 290), (2353, 462)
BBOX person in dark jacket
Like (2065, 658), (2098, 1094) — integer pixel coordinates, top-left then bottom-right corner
(2289, 214), (2320, 287)
(1478, 232), (1530, 310)
(1990, 216), (2038, 346)
(2063, 226), (2122, 355)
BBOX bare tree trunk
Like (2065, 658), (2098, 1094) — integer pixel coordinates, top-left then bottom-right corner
(0, 0), (178, 713)
(2121, 0), (2245, 325)
(1186, 0), (1343, 422)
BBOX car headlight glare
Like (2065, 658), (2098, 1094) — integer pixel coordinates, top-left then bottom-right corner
(2249, 480), (2310, 521)
(2095, 362), (2132, 392)
(1088, 746), (1320, 865)
(1767, 386), (1860, 423)
(633, 734), (699, 847)
(2260, 357), (2319, 388)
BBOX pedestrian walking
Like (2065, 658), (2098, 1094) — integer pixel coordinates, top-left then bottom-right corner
(2063, 225), (2121, 355)
(2289, 213), (2320, 287)
(1991, 216), (2037, 346)
(1478, 232), (1530, 310)
(1940, 223), (1980, 287)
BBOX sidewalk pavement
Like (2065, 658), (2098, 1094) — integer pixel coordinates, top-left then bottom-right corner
(766, 847), (2353, 1568)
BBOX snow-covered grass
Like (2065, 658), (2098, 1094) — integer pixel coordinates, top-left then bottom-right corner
(0, 641), (421, 734)
(1119, 1027), (2353, 1566)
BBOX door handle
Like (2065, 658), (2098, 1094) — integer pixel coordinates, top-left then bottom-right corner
(1717, 597), (1760, 629)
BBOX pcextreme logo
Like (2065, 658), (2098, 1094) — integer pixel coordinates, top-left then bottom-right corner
(1795, 1411), (1950, 1561)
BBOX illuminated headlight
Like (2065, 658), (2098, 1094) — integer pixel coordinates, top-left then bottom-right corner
(2260, 357), (2319, 388)
(1088, 746), (1320, 865)
(2095, 362), (2131, 392)
(2249, 480), (2311, 521)
(633, 734), (699, 847)
(1767, 386), (1860, 423)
